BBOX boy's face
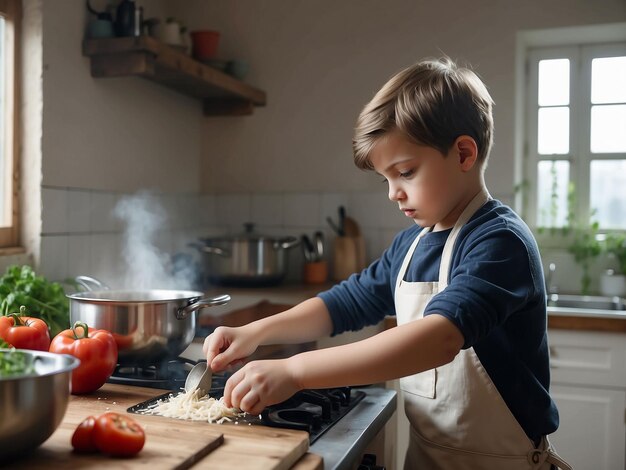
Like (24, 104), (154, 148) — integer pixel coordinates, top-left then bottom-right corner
(370, 129), (475, 231)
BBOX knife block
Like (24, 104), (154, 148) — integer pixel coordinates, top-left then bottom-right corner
(332, 236), (366, 281)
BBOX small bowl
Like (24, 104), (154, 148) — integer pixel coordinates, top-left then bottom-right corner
(226, 60), (249, 80)
(0, 349), (80, 461)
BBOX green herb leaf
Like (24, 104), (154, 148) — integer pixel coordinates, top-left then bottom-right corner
(0, 265), (70, 337)
(0, 349), (36, 377)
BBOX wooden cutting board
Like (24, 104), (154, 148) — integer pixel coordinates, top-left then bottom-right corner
(11, 384), (310, 470)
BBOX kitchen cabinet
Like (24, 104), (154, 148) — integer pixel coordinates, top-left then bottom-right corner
(82, 37), (266, 116)
(548, 328), (626, 470)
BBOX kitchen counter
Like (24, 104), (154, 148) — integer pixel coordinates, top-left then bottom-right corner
(13, 383), (314, 469)
(546, 306), (626, 332)
(11, 383), (395, 470)
(204, 282), (335, 311)
(208, 282), (626, 333)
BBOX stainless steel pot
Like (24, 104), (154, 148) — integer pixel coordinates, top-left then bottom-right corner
(0, 349), (80, 460)
(68, 276), (230, 365)
(192, 223), (300, 287)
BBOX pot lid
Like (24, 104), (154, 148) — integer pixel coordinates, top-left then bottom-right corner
(68, 289), (205, 302)
(202, 223), (276, 243)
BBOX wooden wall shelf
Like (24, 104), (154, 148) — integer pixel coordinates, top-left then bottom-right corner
(82, 37), (266, 116)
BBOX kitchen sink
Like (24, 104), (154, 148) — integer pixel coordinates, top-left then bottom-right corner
(547, 294), (626, 311)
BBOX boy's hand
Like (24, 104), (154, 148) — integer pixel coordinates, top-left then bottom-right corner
(203, 326), (260, 372)
(223, 358), (301, 415)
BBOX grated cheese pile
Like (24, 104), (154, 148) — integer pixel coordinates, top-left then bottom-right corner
(143, 388), (245, 424)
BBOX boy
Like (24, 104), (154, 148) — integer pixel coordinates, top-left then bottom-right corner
(203, 57), (571, 470)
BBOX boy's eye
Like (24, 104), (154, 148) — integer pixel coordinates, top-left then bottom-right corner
(399, 169), (414, 178)
(380, 177), (388, 184)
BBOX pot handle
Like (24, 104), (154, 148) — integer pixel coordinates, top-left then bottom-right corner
(274, 236), (300, 250)
(75, 275), (110, 291)
(176, 294), (231, 320)
(187, 242), (230, 257)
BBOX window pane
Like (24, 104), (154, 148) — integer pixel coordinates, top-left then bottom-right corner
(537, 160), (570, 227)
(590, 160), (626, 229)
(590, 104), (626, 153)
(538, 107), (569, 154)
(538, 59), (570, 106)
(591, 56), (626, 104)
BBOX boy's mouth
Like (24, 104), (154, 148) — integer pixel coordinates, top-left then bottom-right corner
(401, 208), (416, 217)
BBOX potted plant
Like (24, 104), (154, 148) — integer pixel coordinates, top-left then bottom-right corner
(600, 233), (626, 297)
(566, 222), (602, 295)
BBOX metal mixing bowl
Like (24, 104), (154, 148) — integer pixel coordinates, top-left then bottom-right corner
(0, 349), (80, 460)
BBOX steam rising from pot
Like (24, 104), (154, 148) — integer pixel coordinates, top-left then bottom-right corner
(114, 192), (196, 290)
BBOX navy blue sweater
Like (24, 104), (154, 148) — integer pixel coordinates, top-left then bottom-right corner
(318, 199), (558, 443)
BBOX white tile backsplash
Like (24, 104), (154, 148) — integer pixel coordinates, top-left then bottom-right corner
(320, 192), (349, 235)
(199, 194), (217, 227)
(251, 193), (284, 227)
(67, 234), (92, 278)
(38, 187), (426, 284)
(283, 193), (321, 228)
(90, 191), (118, 233)
(89, 233), (123, 287)
(39, 235), (68, 282)
(216, 194), (252, 229)
(42, 187), (68, 234)
(348, 191), (410, 230)
(67, 189), (91, 233)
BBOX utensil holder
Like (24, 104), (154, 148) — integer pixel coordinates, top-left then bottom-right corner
(303, 261), (328, 284)
(332, 236), (366, 281)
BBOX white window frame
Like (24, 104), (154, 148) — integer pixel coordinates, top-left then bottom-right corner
(0, 0), (20, 250)
(515, 23), (626, 241)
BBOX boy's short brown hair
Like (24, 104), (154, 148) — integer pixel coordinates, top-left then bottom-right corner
(353, 57), (494, 170)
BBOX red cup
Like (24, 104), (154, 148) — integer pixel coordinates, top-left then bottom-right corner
(190, 30), (220, 60)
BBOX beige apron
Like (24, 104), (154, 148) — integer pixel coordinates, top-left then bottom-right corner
(395, 190), (571, 470)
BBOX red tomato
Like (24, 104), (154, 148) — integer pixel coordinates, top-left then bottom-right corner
(71, 416), (98, 453)
(93, 412), (145, 457)
(0, 308), (51, 351)
(49, 321), (117, 394)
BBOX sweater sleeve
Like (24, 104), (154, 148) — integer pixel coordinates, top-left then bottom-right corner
(317, 228), (416, 336)
(425, 224), (542, 349)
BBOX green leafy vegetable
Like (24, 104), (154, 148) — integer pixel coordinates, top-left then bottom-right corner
(0, 265), (70, 338)
(0, 348), (36, 377)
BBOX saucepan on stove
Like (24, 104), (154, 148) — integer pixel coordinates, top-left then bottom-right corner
(190, 223), (300, 287)
(68, 276), (230, 365)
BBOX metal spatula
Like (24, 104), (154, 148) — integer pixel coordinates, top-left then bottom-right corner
(185, 362), (213, 397)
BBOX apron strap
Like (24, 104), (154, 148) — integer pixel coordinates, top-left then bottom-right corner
(394, 226), (432, 292)
(438, 189), (491, 288)
(527, 437), (573, 470)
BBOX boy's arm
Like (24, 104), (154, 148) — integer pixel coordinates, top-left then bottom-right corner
(223, 314), (464, 413)
(205, 297), (334, 371)
(290, 313), (463, 388)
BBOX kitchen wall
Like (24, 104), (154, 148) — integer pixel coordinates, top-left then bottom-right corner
(30, 0), (209, 285)
(182, 0), (625, 293)
(16, 0), (626, 292)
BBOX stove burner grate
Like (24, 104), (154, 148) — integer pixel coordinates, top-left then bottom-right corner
(108, 358), (207, 390)
(260, 388), (365, 443)
(126, 371), (365, 444)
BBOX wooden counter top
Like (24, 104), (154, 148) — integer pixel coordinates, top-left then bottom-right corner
(13, 384), (318, 470)
(547, 312), (626, 332)
(383, 313), (626, 333)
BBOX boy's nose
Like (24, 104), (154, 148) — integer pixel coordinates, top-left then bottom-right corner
(388, 184), (405, 201)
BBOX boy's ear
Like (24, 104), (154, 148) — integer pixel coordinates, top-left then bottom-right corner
(455, 136), (478, 171)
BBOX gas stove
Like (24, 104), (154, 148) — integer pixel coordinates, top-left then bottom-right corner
(113, 357), (396, 469)
(122, 361), (365, 444)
